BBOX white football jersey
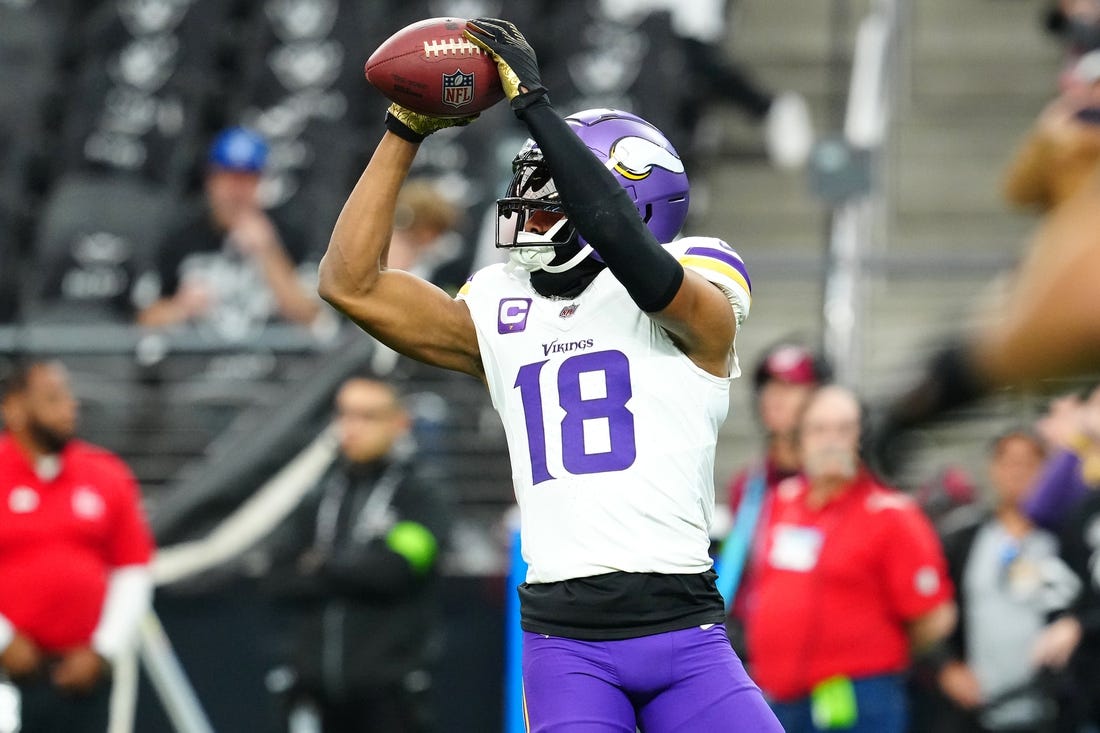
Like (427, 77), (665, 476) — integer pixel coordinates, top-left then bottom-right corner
(458, 237), (750, 583)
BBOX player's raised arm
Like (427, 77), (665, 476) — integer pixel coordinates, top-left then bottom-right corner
(318, 106), (483, 378)
(465, 19), (743, 378)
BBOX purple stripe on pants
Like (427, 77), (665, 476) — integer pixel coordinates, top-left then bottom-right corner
(522, 625), (782, 732)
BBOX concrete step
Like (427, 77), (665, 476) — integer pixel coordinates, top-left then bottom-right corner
(732, 0), (857, 60)
(910, 0), (1054, 51)
(889, 209), (1036, 253)
(890, 160), (1021, 214)
(707, 177), (821, 221)
(895, 119), (1035, 163)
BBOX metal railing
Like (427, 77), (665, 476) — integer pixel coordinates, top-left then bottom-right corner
(819, 0), (907, 386)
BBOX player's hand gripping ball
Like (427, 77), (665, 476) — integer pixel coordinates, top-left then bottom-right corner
(365, 17), (505, 118)
(463, 18), (547, 104)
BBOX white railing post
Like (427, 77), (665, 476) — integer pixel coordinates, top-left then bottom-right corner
(822, 0), (903, 386)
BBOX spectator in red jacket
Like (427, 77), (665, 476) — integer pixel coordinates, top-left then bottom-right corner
(0, 360), (155, 733)
(747, 385), (956, 733)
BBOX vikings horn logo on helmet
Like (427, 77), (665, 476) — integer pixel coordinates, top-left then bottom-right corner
(608, 136), (686, 181)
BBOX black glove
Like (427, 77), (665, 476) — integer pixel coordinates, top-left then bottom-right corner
(384, 102), (476, 143)
(463, 18), (548, 111)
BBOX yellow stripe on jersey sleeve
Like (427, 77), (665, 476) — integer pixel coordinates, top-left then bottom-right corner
(678, 255), (753, 306)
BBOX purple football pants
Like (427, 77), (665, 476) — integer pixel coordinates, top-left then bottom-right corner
(521, 625), (782, 732)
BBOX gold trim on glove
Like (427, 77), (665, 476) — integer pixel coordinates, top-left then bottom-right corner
(387, 103), (477, 134)
(463, 32), (523, 100)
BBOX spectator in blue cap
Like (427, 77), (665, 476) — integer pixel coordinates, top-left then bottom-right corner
(137, 127), (321, 336)
(209, 126), (269, 172)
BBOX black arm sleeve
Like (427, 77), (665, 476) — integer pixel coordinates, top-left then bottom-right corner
(515, 96), (683, 313)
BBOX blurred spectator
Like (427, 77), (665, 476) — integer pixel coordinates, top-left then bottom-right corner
(0, 360), (155, 733)
(908, 466), (978, 733)
(669, 0), (814, 170)
(915, 465), (980, 531)
(1003, 50), (1100, 214)
(266, 375), (452, 733)
(386, 179), (469, 294)
(1014, 388), (1100, 732)
(1051, 0), (1100, 75)
(137, 126), (321, 336)
(721, 341), (828, 651)
(591, 0), (814, 169)
(746, 385), (956, 733)
(1024, 384), (1100, 532)
(933, 428), (1075, 733)
(867, 167), (1100, 479)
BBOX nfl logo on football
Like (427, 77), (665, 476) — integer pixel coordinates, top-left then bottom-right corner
(442, 69), (475, 108)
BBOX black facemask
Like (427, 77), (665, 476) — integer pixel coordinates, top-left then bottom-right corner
(528, 245), (606, 299)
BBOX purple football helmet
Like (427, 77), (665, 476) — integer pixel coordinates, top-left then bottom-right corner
(497, 108), (690, 272)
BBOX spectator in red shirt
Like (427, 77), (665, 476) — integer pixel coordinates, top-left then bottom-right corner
(746, 385), (956, 733)
(720, 342), (828, 649)
(0, 360), (155, 733)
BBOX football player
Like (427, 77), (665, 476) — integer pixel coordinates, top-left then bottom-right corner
(318, 18), (781, 732)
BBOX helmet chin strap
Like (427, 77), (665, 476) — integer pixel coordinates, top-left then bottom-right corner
(507, 217), (594, 273)
(509, 246), (555, 271)
(539, 243), (594, 273)
(508, 242), (595, 273)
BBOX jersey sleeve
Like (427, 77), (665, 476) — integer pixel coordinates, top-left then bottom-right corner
(451, 266), (505, 411)
(105, 459), (156, 567)
(456, 274), (474, 301)
(671, 237), (752, 326)
(881, 502), (954, 621)
(455, 264), (499, 302)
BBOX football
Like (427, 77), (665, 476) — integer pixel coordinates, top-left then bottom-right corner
(365, 17), (505, 118)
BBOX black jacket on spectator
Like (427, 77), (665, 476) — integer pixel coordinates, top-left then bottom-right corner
(1058, 491), (1100, 723)
(267, 455), (452, 696)
(940, 512), (988, 662)
(153, 202), (309, 297)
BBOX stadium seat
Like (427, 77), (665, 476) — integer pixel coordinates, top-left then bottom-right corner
(73, 0), (237, 67)
(0, 1), (69, 72)
(0, 57), (61, 208)
(253, 120), (365, 257)
(54, 0), (244, 187)
(231, 0), (401, 132)
(26, 172), (173, 323)
(56, 60), (213, 188)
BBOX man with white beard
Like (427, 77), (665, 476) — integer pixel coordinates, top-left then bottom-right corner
(744, 385), (957, 733)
